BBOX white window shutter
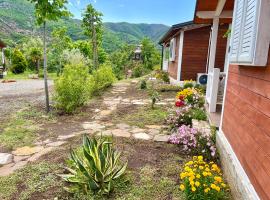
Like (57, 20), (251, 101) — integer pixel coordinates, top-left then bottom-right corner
(169, 38), (176, 61)
(238, 0), (259, 63)
(230, 0), (245, 63)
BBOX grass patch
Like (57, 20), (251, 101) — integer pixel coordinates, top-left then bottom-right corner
(0, 107), (54, 150)
(4, 71), (57, 80)
(115, 106), (168, 128)
(0, 162), (63, 200)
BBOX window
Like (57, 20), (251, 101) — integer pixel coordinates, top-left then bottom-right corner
(169, 38), (176, 61)
(230, 0), (270, 66)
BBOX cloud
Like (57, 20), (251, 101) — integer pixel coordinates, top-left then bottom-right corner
(76, 0), (81, 5)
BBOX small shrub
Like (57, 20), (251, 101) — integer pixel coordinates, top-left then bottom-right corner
(183, 80), (196, 89)
(140, 80), (147, 89)
(155, 70), (170, 83)
(54, 63), (94, 113)
(149, 89), (160, 109)
(165, 107), (207, 131)
(11, 49), (28, 74)
(60, 136), (127, 195)
(132, 64), (144, 78)
(93, 63), (116, 92)
(179, 156), (229, 200)
(155, 84), (182, 92)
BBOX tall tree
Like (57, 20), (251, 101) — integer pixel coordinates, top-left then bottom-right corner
(51, 27), (72, 75)
(27, 0), (70, 113)
(82, 4), (103, 70)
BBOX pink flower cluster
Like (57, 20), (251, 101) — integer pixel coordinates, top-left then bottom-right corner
(168, 125), (198, 152)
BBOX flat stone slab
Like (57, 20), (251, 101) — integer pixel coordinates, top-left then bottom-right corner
(130, 128), (145, 134)
(96, 130), (113, 137)
(57, 134), (77, 140)
(111, 129), (131, 138)
(145, 125), (162, 130)
(47, 141), (67, 147)
(116, 123), (130, 130)
(12, 146), (44, 156)
(82, 122), (105, 131)
(99, 110), (113, 116)
(14, 155), (30, 163)
(28, 147), (55, 162)
(133, 133), (152, 140)
(148, 129), (160, 136)
(153, 134), (169, 142)
(0, 153), (13, 165)
(0, 161), (28, 177)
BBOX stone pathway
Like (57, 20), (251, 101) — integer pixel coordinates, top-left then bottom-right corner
(0, 80), (172, 176)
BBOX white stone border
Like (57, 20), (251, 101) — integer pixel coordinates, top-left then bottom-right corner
(216, 130), (260, 200)
(169, 77), (183, 86)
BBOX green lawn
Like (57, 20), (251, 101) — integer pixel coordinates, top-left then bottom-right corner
(4, 71), (57, 80)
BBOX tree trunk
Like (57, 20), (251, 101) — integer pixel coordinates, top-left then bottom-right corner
(91, 17), (98, 69)
(43, 22), (50, 113)
(37, 59), (40, 75)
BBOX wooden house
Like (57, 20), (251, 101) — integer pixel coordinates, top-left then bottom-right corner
(159, 21), (228, 85)
(194, 0), (270, 199)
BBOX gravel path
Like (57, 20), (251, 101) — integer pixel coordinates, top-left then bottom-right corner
(0, 80), (53, 119)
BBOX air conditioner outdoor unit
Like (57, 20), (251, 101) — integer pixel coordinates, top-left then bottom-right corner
(197, 73), (208, 85)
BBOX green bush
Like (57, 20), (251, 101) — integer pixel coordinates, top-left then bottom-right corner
(93, 63), (116, 92)
(11, 49), (28, 74)
(60, 135), (127, 195)
(140, 80), (147, 89)
(190, 108), (207, 121)
(155, 70), (170, 83)
(54, 63), (94, 113)
(132, 64), (145, 78)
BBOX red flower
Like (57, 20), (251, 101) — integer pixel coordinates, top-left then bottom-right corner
(178, 95), (185, 101)
(175, 100), (185, 107)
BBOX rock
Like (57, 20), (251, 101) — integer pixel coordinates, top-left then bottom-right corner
(116, 123), (130, 130)
(0, 163), (15, 176)
(57, 134), (76, 140)
(133, 133), (152, 140)
(153, 134), (169, 142)
(28, 74), (39, 79)
(0, 153), (13, 165)
(12, 161), (28, 171)
(156, 102), (167, 105)
(12, 146), (44, 156)
(111, 129), (131, 138)
(96, 130), (113, 137)
(28, 147), (55, 162)
(130, 128), (145, 134)
(14, 155), (29, 163)
(131, 80), (139, 84)
(99, 110), (112, 116)
(47, 141), (67, 147)
(82, 122), (105, 131)
(148, 129), (160, 136)
(145, 125), (162, 130)
(94, 109), (100, 113)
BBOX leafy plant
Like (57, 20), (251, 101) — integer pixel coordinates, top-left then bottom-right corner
(54, 63), (95, 113)
(179, 156), (230, 200)
(155, 70), (170, 83)
(149, 89), (160, 109)
(132, 64), (145, 78)
(93, 63), (116, 92)
(140, 80), (147, 89)
(11, 49), (28, 74)
(60, 136), (128, 195)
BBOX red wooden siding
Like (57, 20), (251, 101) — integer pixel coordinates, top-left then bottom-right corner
(181, 26), (211, 80)
(222, 50), (270, 200)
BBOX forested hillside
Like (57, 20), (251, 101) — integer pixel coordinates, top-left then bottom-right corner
(0, 0), (169, 52)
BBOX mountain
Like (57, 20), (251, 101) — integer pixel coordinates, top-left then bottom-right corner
(0, 0), (169, 52)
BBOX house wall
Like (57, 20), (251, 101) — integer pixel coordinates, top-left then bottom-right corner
(221, 50), (270, 200)
(181, 26), (211, 80)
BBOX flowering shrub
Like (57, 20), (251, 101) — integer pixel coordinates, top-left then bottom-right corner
(183, 80), (196, 89)
(179, 156), (229, 200)
(176, 88), (204, 108)
(165, 107), (207, 131)
(168, 123), (216, 160)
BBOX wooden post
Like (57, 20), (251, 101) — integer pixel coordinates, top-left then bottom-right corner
(208, 17), (219, 73)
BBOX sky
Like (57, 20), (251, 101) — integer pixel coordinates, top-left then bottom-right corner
(67, 0), (197, 26)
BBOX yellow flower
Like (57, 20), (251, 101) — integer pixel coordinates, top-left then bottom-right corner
(190, 181), (195, 186)
(195, 181), (200, 187)
(214, 176), (222, 183)
(191, 187), (196, 192)
(205, 167), (210, 172)
(180, 184), (185, 191)
(211, 184), (217, 189)
(221, 183), (227, 188)
(199, 166), (204, 170)
(215, 186), (221, 192)
(204, 188), (210, 193)
(198, 156), (203, 161)
(203, 172), (208, 177)
(196, 174), (201, 179)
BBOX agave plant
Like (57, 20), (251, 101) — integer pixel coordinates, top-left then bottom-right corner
(60, 135), (128, 195)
